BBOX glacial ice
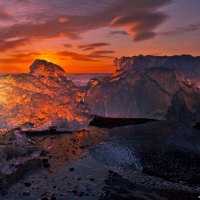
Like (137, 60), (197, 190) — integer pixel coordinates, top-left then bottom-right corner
(85, 55), (200, 122)
(1, 55), (200, 130)
(0, 59), (90, 130)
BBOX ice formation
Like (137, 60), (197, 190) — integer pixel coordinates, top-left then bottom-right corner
(0, 59), (90, 130)
(85, 55), (200, 122)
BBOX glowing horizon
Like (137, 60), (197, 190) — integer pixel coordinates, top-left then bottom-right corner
(0, 0), (200, 74)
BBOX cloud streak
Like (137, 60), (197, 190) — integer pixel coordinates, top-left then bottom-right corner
(57, 49), (115, 62)
(160, 22), (200, 36)
(78, 43), (111, 51)
(109, 30), (129, 36)
(0, 0), (172, 43)
(110, 11), (167, 41)
(0, 52), (40, 65)
(0, 37), (30, 51)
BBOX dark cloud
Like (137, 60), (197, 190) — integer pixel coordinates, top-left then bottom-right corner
(91, 50), (115, 54)
(56, 49), (115, 61)
(0, 19), (80, 41)
(0, 0), (172, 44)
(57, 51), (96, 61)
(78, 43), (111, 51)
(109, 30), (129, 36)
(0, 38), (30, 51)
(134, 32), (156, 41)
(160, 22), (200, 36)
(111, 11), (167, 41)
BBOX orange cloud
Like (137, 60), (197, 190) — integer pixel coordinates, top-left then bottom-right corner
(58, 17), (69, 23)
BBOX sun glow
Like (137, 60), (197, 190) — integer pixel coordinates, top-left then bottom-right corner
(37, 51), (56, 62)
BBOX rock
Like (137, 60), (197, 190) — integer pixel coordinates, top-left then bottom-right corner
(69, 168), (75, 171)
(78, 192), (84, 197)
(41, 198), (48, 200)
(24, 182), (31, 187)
(42, 159), (50, 168)
(22, 192), (30, 196)
(89, 115), (157, 128)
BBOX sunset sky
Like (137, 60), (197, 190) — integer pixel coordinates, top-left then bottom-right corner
(0, 0), (200, 74)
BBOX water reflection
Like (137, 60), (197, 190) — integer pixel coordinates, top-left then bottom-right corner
(37, 127), (109, 171)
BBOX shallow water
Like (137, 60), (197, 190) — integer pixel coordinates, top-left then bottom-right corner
(1, 125), (200, 200)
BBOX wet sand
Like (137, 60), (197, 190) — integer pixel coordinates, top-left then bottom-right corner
(0, 125), (200, 200)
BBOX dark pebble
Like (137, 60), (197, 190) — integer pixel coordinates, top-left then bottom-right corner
(79, 192), (84, 197)
(41, 198), (48, 200)
(24, 182), (31, 187)
(23, 192), (30, 196)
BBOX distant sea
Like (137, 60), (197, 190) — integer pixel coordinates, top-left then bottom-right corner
(67, 73), (111, 87)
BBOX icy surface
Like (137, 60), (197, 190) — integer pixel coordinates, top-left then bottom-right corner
(114, 55), (200, 79)
(0, 129), (41, 176)
(30, 59), (66, 77)
(85, 55), (200, 121)
(0, 60), (90, 130)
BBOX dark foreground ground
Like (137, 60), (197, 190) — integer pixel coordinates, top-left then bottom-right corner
(1, 118), (200, 200)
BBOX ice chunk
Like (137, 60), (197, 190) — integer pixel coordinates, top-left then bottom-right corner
(0, 60), (90, 130)
(85, 55), (200, 121)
